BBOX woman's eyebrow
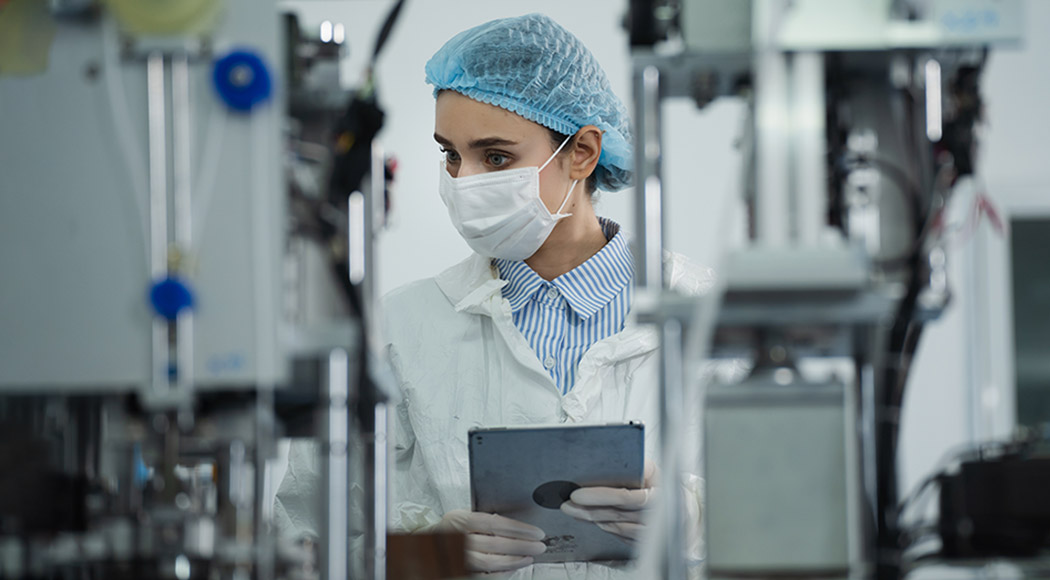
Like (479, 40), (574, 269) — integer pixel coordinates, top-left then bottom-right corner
(467, 137), (518, 149)
(433, 133), (519, 149)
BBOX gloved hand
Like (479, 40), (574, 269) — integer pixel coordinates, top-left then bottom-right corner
(433, 509), (547, 573)
(559, 459), (658, 544)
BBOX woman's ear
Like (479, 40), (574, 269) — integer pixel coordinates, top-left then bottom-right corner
(570, 125), (603, 182)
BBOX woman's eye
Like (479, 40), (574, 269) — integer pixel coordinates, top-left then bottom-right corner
(441, 148), (460, 163)
(486, 152), (509, 167)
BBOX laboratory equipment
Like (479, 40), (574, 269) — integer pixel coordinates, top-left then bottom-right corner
(626, 1), (1023, 578)
(0, 0), (401, 578)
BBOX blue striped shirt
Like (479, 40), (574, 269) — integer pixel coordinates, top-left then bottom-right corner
(493, 219), (633, 395)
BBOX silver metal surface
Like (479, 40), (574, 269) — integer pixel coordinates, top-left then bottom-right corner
(321, 349), (350, 580)
(348, 192), (366, 285)
(658, 319), (687, 580)
(173, 53), (195, 396)
(680, 0), (752, 52)
(372, 402), (388, 580)
(753, 48), (790, 244)
(147, 52), (171, 395)
(147, 52), (168, 281)
(925, 58), (943, 142)
(705, 381), (851, 576)
(633, 64), (665, 292)
(791, 52), (828, 244)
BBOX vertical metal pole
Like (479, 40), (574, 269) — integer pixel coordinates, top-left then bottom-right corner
(372, 403), (389, 580)
(659, 319), (687, 580)
(632, 58), (687, 579)
(859, 349), (880, 572)
(254, 390), (276, 580)
(171, 53), (195, 394)
(791, 52), (828, 245)
(924, 59), (942, 143)
(347, 192), (366, 287)
(633, 64), (665, 292)
(147, 52), (170, 392)
(321, 349), (350, 580)
(754, 49), (791, 245)
(147, 52), (168, 282)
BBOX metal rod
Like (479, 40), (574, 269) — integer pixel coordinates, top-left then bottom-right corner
(754, 49), (791, 245)
(172, 53), (195, 394)
(348, 192), (366, 286)
(372, 403), (389, 580)
(321, 349), (350, 580)
(147, 52), (168, 279)
(659, 318), (686, 580)
(172, 53), (192, 251)
(254, 389), (276, 580)
(925, 59), (942, 143)
(633, 63), (665, 291)
(147, 52), (170, 392)
(791, 52), (828, 245)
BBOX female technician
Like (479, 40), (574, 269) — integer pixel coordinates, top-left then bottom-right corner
(381, 13), (711, 578)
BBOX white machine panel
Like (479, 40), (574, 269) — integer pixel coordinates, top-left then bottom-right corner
(0, 0), (287, 391)
(705, 382), (852, 575)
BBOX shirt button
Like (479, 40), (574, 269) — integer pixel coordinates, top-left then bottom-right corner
(547, 287), (559, 299)
(543, 356), (556, 369)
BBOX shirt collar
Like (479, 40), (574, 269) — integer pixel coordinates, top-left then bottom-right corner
(493, 218), (633, 320)
(493, 259), (546, 312)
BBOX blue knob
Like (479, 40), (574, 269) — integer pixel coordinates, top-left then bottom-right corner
(213, 49), (272, 112)
(149, 276), (195, 321)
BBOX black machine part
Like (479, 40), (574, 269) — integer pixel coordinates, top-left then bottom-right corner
(939, 455), (1050, 558)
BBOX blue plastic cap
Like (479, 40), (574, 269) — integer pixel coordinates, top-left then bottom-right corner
(213, 49), (272, 112)
(149, 276), (195, 321)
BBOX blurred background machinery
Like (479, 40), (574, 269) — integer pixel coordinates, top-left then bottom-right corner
(626, 1), (1039, 579)
(1, 0), (1046, 579)
(0, 0), (402, 578)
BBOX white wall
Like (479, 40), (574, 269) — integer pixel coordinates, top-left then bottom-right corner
(286, 0), (1050, 500)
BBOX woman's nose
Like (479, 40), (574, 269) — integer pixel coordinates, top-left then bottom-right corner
(455, 161), (484, 178)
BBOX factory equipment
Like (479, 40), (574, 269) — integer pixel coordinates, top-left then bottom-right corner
(626, 1), (1025, 579)
(0, 0), (401, 578)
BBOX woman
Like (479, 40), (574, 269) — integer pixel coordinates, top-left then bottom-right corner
(382, 13), (709, 578)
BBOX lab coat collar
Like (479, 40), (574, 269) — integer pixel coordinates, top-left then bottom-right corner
(434, 253), (507, 315)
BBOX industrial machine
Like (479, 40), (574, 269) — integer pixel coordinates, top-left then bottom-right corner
(0, 0), (1040, 579)
(0, 0), (400, 578)
(626, 1), (1027, 579)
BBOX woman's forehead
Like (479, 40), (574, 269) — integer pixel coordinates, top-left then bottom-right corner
(434, 91), (547, 143)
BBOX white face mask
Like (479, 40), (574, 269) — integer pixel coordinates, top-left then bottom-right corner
(438, 135), (579, 261)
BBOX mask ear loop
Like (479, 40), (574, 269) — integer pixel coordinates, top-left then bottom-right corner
(539, 133), (578, 217)
(538, 133), (574, 172)
(553, 179), (579, 217)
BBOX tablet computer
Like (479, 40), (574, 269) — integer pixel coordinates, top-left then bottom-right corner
(468, 422), (645, 563)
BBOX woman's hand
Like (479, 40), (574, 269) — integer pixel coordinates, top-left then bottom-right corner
(433, 509), (547, 573)
(559, 459), (658, 544)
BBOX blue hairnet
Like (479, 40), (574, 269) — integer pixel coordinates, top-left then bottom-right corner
(425, 13), (633, 192)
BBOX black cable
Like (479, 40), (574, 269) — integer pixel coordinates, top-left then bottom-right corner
(874, 160), (930, 580)
(370, 0), (406, 66)
(876, 279), (926, 578)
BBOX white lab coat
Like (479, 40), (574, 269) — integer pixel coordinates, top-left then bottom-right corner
(383, 251), (714, 579)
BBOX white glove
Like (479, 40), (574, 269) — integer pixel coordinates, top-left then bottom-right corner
(559, 460), (658, 544)
(432, 509), (546, 573)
